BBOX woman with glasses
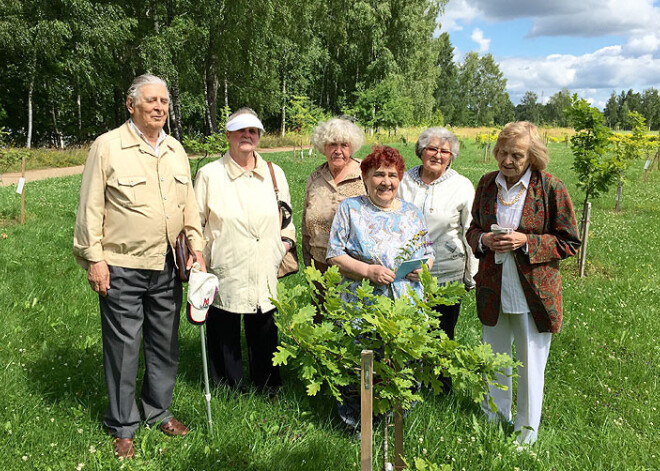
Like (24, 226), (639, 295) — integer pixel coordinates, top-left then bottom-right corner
(398, 127), (477, 392)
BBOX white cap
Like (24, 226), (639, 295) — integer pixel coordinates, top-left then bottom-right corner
(186, 263), (219, 325)
(226, 113), (265, 133)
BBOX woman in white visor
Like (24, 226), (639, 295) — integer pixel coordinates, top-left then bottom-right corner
(194, 107), (295, 393)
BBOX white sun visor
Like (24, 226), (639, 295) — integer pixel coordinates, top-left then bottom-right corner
(226, 113), (265, 133)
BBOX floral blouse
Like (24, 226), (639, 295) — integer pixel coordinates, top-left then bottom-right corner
(326, 196), (434, 301)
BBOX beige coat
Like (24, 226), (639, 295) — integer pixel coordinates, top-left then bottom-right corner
(194, 152), (295, 314)
(73, 121), (203, 270)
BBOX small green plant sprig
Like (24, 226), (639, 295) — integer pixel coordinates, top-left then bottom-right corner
(272, 264), (516, 415)
(394, 229), (433, 266)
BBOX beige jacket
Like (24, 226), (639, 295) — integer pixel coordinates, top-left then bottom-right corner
(301, 160), (364, 266)
(194, 152), (295, 314)
(73, 121), (203, 270)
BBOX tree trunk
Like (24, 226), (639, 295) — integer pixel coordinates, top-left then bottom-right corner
(205, 30), (219, 133)
(580, 192), (590, 236)
(26, 52), (37, 149)
(281, 77), (287, 137)
(77, 92), (82, 140)
(615, 178), (623, 211)
(170, 73), (183, 141)
(224, 73), (229, 111)
(26, 74), (34, 149)
(203, 70), (213, 135)
(113, 85), (123, 127)
(51, 103), (64, 149)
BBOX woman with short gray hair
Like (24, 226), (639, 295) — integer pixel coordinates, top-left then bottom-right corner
(399, 127), (477, 392)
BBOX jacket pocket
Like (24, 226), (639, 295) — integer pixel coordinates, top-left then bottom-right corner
(112, 176), (147, 206)
(173, 174), (189, 205)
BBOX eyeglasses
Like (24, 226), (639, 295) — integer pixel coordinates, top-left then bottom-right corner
(425, 146), (453, 157)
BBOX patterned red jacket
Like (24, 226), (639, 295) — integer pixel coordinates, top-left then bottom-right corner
(466, 170), (581, 333)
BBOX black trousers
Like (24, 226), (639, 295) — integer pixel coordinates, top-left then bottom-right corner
(432, 301), (462, 392)
(205, 305), (281, 390)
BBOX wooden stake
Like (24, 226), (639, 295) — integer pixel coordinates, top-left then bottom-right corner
(579, 202), (591, 278)
(394, 403), (405, 470)
(361, 350), (374, 471)
(20, 155), (26, 224)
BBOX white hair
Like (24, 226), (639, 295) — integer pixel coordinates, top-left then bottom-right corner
(310, 117), (365, 155)
(127, 74), (169, 104)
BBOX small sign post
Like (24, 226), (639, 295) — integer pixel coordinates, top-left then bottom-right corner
(20, 155), (26, 224)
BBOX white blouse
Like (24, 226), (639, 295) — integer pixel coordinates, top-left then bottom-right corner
(494, 168), (532, 314)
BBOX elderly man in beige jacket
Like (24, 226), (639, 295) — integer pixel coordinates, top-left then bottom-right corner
(73, 74), (204, 459)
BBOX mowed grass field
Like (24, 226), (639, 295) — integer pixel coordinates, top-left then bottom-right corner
(0, 141), (658, 470)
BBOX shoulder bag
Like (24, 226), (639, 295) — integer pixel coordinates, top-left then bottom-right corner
(266, 161), (299, 278)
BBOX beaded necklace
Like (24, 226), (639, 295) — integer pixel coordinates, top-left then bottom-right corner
(497, 184), (525, 206)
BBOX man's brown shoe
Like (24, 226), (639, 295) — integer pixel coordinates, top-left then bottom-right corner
(112, 438), (135, 459)
(160, 417), (189, 437)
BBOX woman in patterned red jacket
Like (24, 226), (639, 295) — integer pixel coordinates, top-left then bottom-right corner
(466, 121), (581, 446)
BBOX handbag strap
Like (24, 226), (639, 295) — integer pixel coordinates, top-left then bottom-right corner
(266, 161), (280, 200)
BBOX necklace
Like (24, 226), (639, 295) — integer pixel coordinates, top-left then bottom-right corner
(367, 196), (399, 212)
(497, 185), (525, 206)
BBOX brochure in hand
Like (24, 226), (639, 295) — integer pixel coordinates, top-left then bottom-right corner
(395, 258), (429, 279)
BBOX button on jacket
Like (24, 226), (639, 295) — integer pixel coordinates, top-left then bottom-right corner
(194, 152), (296, 314)
(73, 121), (203, 270)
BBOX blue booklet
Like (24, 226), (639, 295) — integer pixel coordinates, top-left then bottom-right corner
(395, 258), (429, 279)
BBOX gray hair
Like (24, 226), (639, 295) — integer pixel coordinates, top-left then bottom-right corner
(415, 127), (460, 161)
(310, 117), (365, 155)
(127, 74), (169, 104)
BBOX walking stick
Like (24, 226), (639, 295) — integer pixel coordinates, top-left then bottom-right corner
(200, 324), (213, 434)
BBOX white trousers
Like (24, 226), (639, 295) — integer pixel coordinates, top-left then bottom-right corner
(482, 312), (552, 444)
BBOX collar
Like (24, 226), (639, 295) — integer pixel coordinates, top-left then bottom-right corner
(321, 158), (362, 185)
(223, 151), (268, 181)
(120, 121), (171, 157)
(129, 120), (167, 151)
(496, 166), (532, 191)
(409, 166), (457, 186)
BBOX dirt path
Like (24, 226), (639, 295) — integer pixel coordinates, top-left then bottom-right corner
(0, 146), (312, 187)
(1, 166), (85, 187)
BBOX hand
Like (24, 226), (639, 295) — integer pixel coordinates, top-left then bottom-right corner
(483, 231), (527, 253)
(282, 241), (292, 252)
(406, 268), (422, 283)
(88, 260), (110, 296)
(366, 265), (396, 285)
(187, 251), (206, 272)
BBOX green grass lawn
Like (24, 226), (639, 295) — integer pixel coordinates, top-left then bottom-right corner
(0, 142), (658, 470)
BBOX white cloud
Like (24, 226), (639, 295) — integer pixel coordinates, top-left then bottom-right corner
(624, 33), (660, 56)
(470, 28), (491, 53)
(439, 0), (482, 32)
(440, 0), (660, 107)
(442, 0), (660, 44)
(501, 46), (660, 106)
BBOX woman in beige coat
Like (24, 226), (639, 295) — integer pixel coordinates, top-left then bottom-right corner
(194, 108), (295, 391)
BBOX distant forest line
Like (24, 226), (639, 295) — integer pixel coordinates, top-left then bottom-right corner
(2, 0), (659, 148)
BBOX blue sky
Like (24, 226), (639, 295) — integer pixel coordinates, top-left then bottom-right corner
(439, 0), (660, 108)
